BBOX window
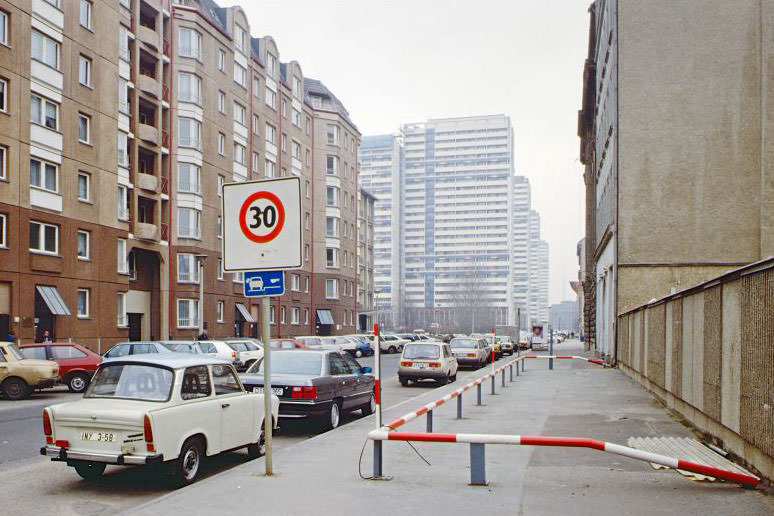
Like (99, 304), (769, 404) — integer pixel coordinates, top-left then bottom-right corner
(265, 123), (276, 144)
(79, 0), (92, 29)
(31, 31), (59, 69)
(78, 55), (91, 86)
(77, 113), (90, 143)
(217, 216), (222, 239)
(77, 230), (90, 260)
(218, 90), (226, 113)
(304, 244), (310, 262)
(252, 114), (261, 136)
(291, 307), (299, 325)
(305, 180), (310, 198)
(326, 247), (339, 267)
(118, 78), (129, 113)
(177, 299), (199, 328)
(270, 306), (275, 324)
(305, 149), (311, 167)
(252, 152), (260, 173)
(29, 221), (57, 254)
(234, 143), (246, 165)
(306, 117), (311, 135)
(292, 141), (301, 160)
(0, 10), (7, 46)
(178, 72), (201, 104)
(326, 186), (339, 207)
(0, 213), (6, 248)
(304, 212), (310, 229)
(217, 175), (224, 197)
(291, 274), (300, 291)
(177, 208), (201, 239)
(280, 306), (285, 324)
(117, 238), (128, 273)
(265, 88), (276, 109)
(265, 159), (275, 178)
(233, 63), (247, 88)
(326, 279), (339, 299)
(267, 53), (277, 78)
(0, 77), (6, 113)
(281, 133), (287, 152)
(77, 289), (89, 318)
(234, 25), (246, 53)
(30, 95), (58, 130)
(218, 49), (226, 72)
(119, 25), (129, 60)
(304, 308), (309, 324)
(292, 109), (301, 127)
(177, 163), (200, 193)
(326, 217), (339, 237)
(281, 99), (287, 118)
(233, 102), (246, 126)
(129, 252), (136, 280)
(178, 28), (201, 59)
(326, 124), (340, 145)
(178, 118), (200, 148)
(304, 276), (310, 292)
(252, 76), (260, 97)
(326, 155), (338, 175)
(117, 185), (128, 220)
(217, 258), (224, 280)
(181, 365), (211, 400)
(117, 293), (127, 327)
(177, 253), (200, 283)
(117, 132), (128, 166)
(216, 301), (224, 322)
(217, 132), (225, 155)
(30, 158), (57, 192)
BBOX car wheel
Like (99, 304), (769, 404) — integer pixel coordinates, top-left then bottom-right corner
(174, 437), (204, 487)
(388, 345), (397, 354)
(323, 400), (342, 430)
(67, 372), (89, 393)
(247, 418), (272, 458)
(355, 349), (363, 358)
(361, 393), (375, 415)
(2, 378), (31, 401)
(73, 461), (106, 480)
(399, 378), (410, 387)
(438, 374), (449, 386)
(450, 372), (457, 382)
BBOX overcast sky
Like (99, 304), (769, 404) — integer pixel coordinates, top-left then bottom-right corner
(241, 0), (589, 304)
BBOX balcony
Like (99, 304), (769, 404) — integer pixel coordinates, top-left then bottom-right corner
(138, 123), (159, 144)
(134, 222), (159, 242)
(136, 172), (159, 192)
(137, 25), (160, 51)
(137, 74), (160, 98)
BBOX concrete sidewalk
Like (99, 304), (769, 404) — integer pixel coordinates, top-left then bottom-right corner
(130, 340), (773, 515)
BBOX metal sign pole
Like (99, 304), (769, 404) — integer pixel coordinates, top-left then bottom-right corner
(374, 323), (381, 429)
(491, 327), (495, 374)
(261, 296), (273, 475)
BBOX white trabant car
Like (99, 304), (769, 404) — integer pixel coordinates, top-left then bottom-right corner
(40, 354), (279, 486)
(398, 341), (458, 386)
(449, 337), (490, 369)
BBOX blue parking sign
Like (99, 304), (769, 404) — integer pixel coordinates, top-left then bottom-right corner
(244, 270), (285, 297)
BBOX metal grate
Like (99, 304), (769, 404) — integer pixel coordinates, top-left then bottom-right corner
(628, 436), (756, 482)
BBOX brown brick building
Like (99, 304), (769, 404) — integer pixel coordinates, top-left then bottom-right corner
(0, 0), (366, 351)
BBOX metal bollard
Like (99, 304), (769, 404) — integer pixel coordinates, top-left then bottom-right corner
(501, 369), (505, 387)
(457, 394), (463, 419)
(521, 359), (525, 372)
(469, 443), (487, 486)
(426, 409), (433, 433)
(373, 440), (383, 478)
(490, 375), (495, 395)
(477, 383), (482, 405)
(509, 364), (513, 382)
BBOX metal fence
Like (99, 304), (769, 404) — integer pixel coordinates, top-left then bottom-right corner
(617, 258), (774, 480)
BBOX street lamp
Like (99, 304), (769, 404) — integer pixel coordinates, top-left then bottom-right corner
(194, 254), (208, 336)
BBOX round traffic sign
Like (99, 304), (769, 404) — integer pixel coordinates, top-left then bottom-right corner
(238, 191), (286, 244)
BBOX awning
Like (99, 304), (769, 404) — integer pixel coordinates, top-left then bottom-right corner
(36, 286), (71, 316)
(235, 303), (255, 323)
(316, 309), (335, 325)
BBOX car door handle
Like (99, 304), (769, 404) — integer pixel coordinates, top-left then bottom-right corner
(221, 403), (231, 408)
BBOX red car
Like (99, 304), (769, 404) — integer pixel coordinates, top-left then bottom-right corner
(269, 338), (308, 350)
(19, 342), (102, 393)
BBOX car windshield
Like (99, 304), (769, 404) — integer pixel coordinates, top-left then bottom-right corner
(162, 343), (194, 353)
(85, 364), (174, 402)
(450, 338), (476, 349)
(5, 344), (25, 360)
(247, 352), (323, 376)
(403, 344), (440, 359)
(227, 342), (248, 352)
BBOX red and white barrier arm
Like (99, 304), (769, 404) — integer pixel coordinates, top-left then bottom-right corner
(366, 431), (759, 487)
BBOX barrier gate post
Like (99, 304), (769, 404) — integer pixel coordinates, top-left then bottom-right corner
(469, 443), (487, 486)
(549, 328), (554, 370)
(477, 383), (482, 405)
(457, 393), (463, 419)
(372, 323), (389, 480)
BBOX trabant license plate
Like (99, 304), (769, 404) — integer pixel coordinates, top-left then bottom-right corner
(253, 387), (283, 396)
(81, 431), (116, 442)
(415, 363), (427, 370)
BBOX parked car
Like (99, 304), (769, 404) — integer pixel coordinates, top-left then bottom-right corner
(103, 341), (176, 359)
(381, 334), (409, 354)
(269, 338), (308, 350)
(224, 339), (263, 371)
(334, 336), (372, 358)
(294, 336), (343, 352)
(158, 341), (201, 355)
(448, 337), (489, 369)
(396, 333), (420, 342)
(20, 342), (101, 393)
(499, 336), (515, 355)
(195, 340), (243, 369)
(398, 342), (458, 386)
(0, 342), (59, 400)
(240, 349), (374, 431)
(40, 354), (279, 486)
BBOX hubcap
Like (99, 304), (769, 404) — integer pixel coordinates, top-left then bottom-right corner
(369, 395), (375, 412)
(7, 383), (21, 397)
(71, 376), (85, 391)
(331, 403), (340, 428)
(182, 447), (200, 480)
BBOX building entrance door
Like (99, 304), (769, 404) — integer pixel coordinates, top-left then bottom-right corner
(128, 313), (142, 341)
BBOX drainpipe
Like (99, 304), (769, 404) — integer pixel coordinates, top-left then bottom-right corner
(167, 1), (175, 339)
(276, 91), (283, 338)
(310, 111), (315, 335)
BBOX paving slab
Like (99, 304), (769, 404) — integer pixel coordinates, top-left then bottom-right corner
(129, 340), (774, 516)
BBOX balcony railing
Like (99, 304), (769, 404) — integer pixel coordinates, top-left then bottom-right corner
(162, 84), (170, 103)
(163, 39), (170, 57)
(162, 130), (170, 148)
(161, 176), (169, 195)
(161, 223), (169, 241)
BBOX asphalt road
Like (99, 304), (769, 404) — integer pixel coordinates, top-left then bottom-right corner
(0, 350), (513, 515)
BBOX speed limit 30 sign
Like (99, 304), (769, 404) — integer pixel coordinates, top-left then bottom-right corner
(222, 177), (301, 271)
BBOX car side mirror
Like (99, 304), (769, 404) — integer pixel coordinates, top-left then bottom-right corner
(361, 366), (372, 374)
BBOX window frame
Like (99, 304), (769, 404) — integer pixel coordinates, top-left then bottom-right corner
(79, 0), (92, 30)
(77, 113), (91, 144)
(77, 171), (90, 201)
(30, 94), (59, 131)
(0, 10), (8, 47)
(0, 145), (7, 180)
(117, 292), (128, 327)
(77, 288), (90, 318)
(178, 72), (201, 105)
(177, 162), (200, 194)
(176, 253), (200, 284)
(29, 158), (58, 193)
(177, 298), (200, 329)
(0, 212), (6, 248)
(117, 238), (128, 273)
(77, 229), (90, 260)
(178, 28), (202, 60)
(216, 301), (224, 322)
(78, 54), (92, 87)
(31, 30), (60, 69)
(177, 207), (201, 239)
(117, 185), (128, 220)
(325, 278), (339, 300)
(29, 220), (58, 255)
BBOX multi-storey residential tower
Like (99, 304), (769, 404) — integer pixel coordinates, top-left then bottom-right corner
(357, 188), (375, 331)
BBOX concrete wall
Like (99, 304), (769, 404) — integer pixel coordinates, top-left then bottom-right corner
(617, 261), (774, 481)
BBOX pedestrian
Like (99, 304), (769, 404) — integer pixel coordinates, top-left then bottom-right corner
(197, 328), (209, 340)
(43, 330), (51, 342)
(6, 330), (15, 343)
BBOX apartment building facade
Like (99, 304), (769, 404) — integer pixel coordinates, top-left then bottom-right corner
(0, 0), (362, 348)
(360, 115), (549, 333)
(579, 0), (774, 359)
(357, 188), (374, 331)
